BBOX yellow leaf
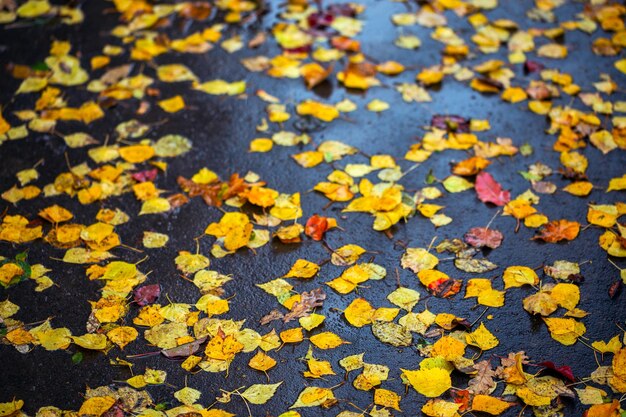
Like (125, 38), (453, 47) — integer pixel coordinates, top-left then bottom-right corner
(78, 397), (116, 417)
(143, 368), (167, 384)
(402, 367), (451, 397)
(591, 335), (622, 354)
(38, 204), (73, 223)
(422, 399), (461, 417)
(158, 95), (186, 113)
(537, 43), (568, 58)
(17, 0), (51, 18)
(196, 294), (229, 316)
(142, 231), (169, 248)
(466, 323), (499, 350)
(587, 204), (618, 228)
(465, 279), (505, 307)
(139, 198), (171, 215)
(366, 99), (390, 112)
(310, 332), (348, 349)
(194, 80), (246, 95)
(575, 386), (607, 405)
(241, 382), (282, 404)
(528, 100), (552, 115)
(72, 333), (107, 350)
(175, 252), (210, 274)
(431, 336), (466, 361)
(107, 326), (138, 349)
(304, 357), (335, 378)
(157, 64), (197, 83)
(0, 111), (11, 136)
(387, 287), (420, 311)
(119, 144), (155, 163)
(280, 327), (304, 344)
(300, 313), (325, 331)
(248, 350), (277, 371)
(395, 34), (421, 49)
(174, 386), (202, 406)
(292, 151), (324, 168)
(550, 283), (580, 310)
(290, 387), (335, 408)
(502, 266), (539, 289)
(250, 138), (273, 152)
(560, 151), (588, 174)
(471, 395), (513, 415)
(331, 244), (366, 266)
(296, 100), (340, 122)
(501, 87), (527, 103)
(61, 248), (113, 265)
(144, 322), (189, 349)
(284, 259), (320, 279)
(401, 248), (439, 273)
(543, 317), (586, 345)
(0, 400), (24, 417)
(374, 388), (401, 411)
(339, 353), (365, 372)
(443, 175), (474, 193)
(31, 324), (72, 351)
(344, 298), (374, 327)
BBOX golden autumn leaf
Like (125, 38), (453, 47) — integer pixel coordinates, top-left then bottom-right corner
(290, 387), (335, 408)
(309, 332), (348, 349)
(402, 367), (452, 397)
(502, 266), (539, 289)
(471, 395), (513, 415)
(466, 323), (499, 351)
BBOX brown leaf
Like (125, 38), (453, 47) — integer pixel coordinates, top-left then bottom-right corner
(260, 309), (284, 325)
(100, 64), (132, 85)
(283, 288), (326, 322)
(609, 280), (622, 299)
(161, 336), (207, 358)
(248, 32), (266, 49)
(468, 360), (497, 395)
(177, 174), (251, 206)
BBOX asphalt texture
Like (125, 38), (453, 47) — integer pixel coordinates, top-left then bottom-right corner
(0, 0), (625, 416)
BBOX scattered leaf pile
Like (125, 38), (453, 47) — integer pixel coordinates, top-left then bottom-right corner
(0, 0), (625, 416)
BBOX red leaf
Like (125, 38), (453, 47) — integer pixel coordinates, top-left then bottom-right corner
(464, 227), (504, 249)
(609, 280), (622, 299)
(134, 284), (161, 306)
(305, 214), (329, 241)
(131, 169), (158, 183)
(475, 172), (510, 206)
(428, 277), (462, 298)
(537, 361), (576, 382)
(451, 389), (471, 412)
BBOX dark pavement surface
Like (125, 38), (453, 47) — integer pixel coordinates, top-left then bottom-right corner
(0, 0), (625, 415)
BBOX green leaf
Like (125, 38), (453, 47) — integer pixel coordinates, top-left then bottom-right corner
(71, 352), (83, 364)
(31, 61), (50, 71)
(425, 169), (436, 184)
